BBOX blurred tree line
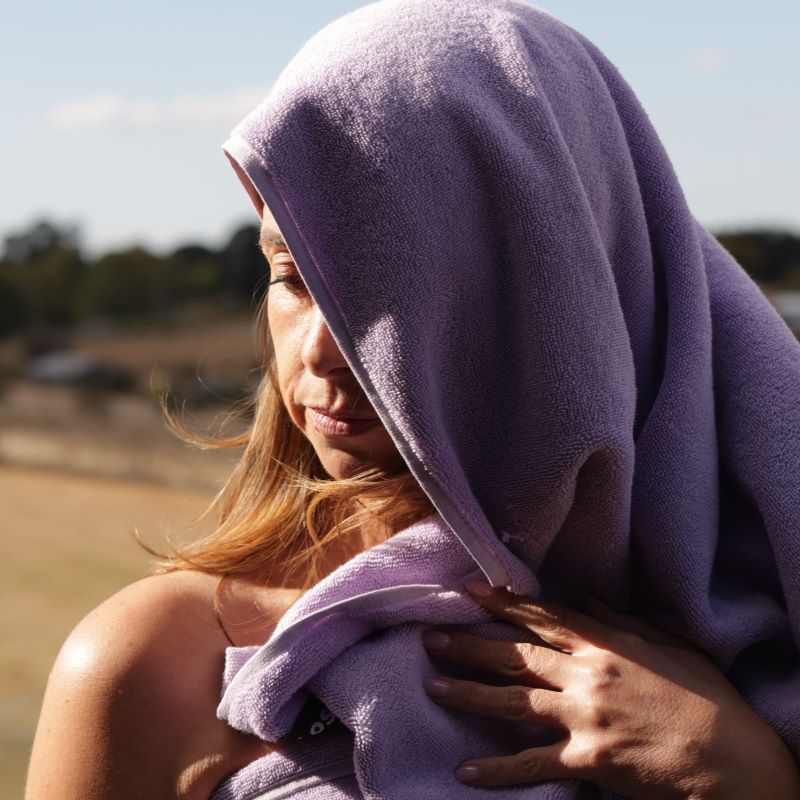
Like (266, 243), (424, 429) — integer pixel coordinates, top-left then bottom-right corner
(1, 220), (800, 339)
(0, 220), (265, 337)
(715, 231), (800, 290)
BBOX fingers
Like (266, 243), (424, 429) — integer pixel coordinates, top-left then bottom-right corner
(421, 629), (570, 689)
(583, 597), (700, 654)
(453, 742), (572, 787)
(423, 674), (570, 729)
(463, 580), (603, 654)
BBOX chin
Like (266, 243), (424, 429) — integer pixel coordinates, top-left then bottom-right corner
(315, 445), (406, 481)
(318, 451), (376, 481)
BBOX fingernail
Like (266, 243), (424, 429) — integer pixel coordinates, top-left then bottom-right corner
(423, 677), (450, 697)
(422, 630), (451, 650)
(464, 578), (493, 598)
(455, 764), (480, 782)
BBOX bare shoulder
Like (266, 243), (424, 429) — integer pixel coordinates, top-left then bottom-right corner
(72, 569), (217, 643)
(48, 570), (227, 701)
(72, 569), (226, 656)
(26, 571), (275, 800)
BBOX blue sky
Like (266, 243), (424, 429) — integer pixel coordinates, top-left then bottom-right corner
(3, 0), (798, 256)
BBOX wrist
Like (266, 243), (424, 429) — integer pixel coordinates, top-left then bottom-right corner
(689, 727), (800, 800)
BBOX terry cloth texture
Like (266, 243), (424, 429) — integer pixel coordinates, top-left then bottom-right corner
(212, 0), (800, 797)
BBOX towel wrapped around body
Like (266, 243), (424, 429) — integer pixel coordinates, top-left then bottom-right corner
(212, 1), (800, 797)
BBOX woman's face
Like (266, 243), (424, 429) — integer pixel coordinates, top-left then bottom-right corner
(261, 208), (405, 480)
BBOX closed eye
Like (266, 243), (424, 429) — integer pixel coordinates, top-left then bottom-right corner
(265, 244), (308, 294)
(268, 275), (304, 287)
(267, 274), (309, 296)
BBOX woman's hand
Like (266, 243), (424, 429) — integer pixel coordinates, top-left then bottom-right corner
(421, 580), (800, 800)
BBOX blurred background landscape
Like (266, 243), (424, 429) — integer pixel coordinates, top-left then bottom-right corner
(0, 218), (265, 793)
(3, 0), (799, 796)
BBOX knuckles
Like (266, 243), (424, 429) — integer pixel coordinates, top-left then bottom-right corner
(481, 748), (551, 785)
(503, 686), (532, 721)
(587, 654), (623, 689)
(584, 705), (613, 732)
(568, 739), (619, 774)
(573, 654), (623, 698)
(513, 749), (547, 781)
(498, 642), (529, 674)
(572, 654), (624, 733)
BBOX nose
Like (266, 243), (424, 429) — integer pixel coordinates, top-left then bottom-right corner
(301, 304), (349, 377)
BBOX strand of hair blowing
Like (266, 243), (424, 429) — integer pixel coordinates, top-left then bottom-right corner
(151, 298), (435, 593)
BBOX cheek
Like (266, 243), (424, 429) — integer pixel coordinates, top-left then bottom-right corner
(266, 301), (301, 392)
(267, 297), (320, 423)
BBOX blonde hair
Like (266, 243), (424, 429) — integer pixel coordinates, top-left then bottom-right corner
(156, 298), (435, 592)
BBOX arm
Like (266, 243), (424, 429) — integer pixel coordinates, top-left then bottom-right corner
(421, 581), (800, 800)
(25, 571), (271, 800)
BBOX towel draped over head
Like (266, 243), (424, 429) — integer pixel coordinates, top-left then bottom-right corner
(213, 1), (800, 797)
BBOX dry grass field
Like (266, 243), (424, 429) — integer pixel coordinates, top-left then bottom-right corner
(0, 467), (219, 796)
(0, 312), (255, 797)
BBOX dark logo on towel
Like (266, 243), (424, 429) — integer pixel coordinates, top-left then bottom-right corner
(287, 695), (341, 741)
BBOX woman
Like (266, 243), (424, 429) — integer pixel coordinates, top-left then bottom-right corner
(27, 1), (800, 798)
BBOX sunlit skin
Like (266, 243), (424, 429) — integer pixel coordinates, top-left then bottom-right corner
(259, 208), (405, 481)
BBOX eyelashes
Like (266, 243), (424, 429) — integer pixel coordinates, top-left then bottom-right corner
(267, 276), (303, 286)
(267, 274), (308, 294)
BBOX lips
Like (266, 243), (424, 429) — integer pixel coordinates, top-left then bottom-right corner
(308, 407), (380, 437)
(308, 405), (376, 421)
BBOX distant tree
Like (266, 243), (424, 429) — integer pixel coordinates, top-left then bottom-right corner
(75, 247), (162, 319)
(715, 230), (800, 288)
(0, 268), (24, 334)
(171, 244), (214, 263)
(0, 219), (86, 333)
(3, 219), (81, 264)
(165, 243), (223, 298)
(5, 245), (86, 329)
(220, 224), (266, 302)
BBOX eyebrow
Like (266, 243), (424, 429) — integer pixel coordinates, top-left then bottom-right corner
(259, 228), (286, 251)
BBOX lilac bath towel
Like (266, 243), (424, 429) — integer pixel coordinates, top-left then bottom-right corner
(214, 0), (800, 797)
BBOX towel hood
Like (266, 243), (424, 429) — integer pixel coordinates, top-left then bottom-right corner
(222, 0), (647, 597)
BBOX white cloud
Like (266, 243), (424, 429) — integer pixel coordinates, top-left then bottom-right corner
(47, 87), (272, 130)
(686, 47), (729, 73)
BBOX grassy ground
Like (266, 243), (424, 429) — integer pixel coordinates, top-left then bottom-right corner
(0, 313), (256, 796)
(0, 465), (217, 798)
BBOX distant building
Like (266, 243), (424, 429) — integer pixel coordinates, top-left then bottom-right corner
(23, 351), (133, 390)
